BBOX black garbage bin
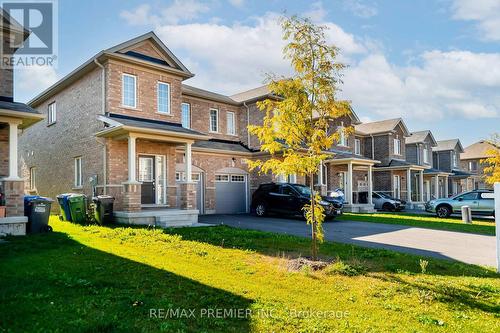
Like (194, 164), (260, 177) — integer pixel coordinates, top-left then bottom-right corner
(92, 195), (115, 224)
(24, 196), (53, 233)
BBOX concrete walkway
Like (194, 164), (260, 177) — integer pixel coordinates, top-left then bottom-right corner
(199, 214), (497, 267)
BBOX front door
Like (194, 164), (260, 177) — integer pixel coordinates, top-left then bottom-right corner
(139, 156), (155, 204)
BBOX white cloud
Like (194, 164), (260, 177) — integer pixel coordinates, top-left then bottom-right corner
(228, 0), (244, 8)
(343, 0), (377, 18)
(120, 0), (210, 26)
(451, 0), (500, 41)
(154, 12), (366, 94)
(305, 2), (327, 22)
(342, 51), (500, 121)
(15, 66), (57, 101)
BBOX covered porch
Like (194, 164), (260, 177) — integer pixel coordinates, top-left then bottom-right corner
(423, 168), (451, 200)
(449, 170), (473, 196)
(373, 162), (428, 209)
(0, 105), (44, 235)
(323, 155), (378, 213)
(96, 114), (209, 227)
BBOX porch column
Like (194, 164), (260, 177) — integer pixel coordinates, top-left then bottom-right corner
(347, 162), (353, 204)
(123, 134), (141, 212)
(185, 142), (192, 182)
(127, 135), (137, 183)
(419, 170), (424, 202)
(6, 121), (20, 180)
(406, 168), (412, 203)
(434, 176), (439, 198)
(445, 176), (449, 197)
(367, 164), (373, 205)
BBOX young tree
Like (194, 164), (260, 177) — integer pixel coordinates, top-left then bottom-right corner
(248, 16), (352, 260)
(482, 134), (500, 185)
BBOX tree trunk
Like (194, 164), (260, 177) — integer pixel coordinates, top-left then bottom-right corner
(309, 172), (317, 260)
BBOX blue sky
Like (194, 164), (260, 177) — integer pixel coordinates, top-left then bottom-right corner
(13, 0), (500, 146)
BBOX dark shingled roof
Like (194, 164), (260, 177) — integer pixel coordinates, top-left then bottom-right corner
(450, 169), (472, 178)
(328, 148), (375, 161)
(424, 167), (445, 175)
(182, 84), (238, 105)
(375, 159), (414, 168)
(107, 113), (208, 137)
(0, 100), (40, 114)
(193, 139), (254, 153)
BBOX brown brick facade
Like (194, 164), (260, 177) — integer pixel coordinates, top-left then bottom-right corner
(106, 60), (184, 123)
(0, 126), (8, 176)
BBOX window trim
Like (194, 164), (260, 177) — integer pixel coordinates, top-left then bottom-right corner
(157, 81), (171, 114)
(47, 102), (56, 125)
(231, 175), (245, 182)
(122, 73), (137, 108)
(423, 147), (429, 164)
(226, 111), (236, 135)
(181, 102), (191, 129)
(215, 174), (229, 182)
(209, 108), (219, 133)
(338, 122), (347, 147)
(393, 138), (401, 156)
(29, 167), (36, 190)
(354, 138), (361, 155)
(74, 157), (83, 188)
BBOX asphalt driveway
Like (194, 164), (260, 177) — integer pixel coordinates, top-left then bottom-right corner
(199, 214), (497, 267)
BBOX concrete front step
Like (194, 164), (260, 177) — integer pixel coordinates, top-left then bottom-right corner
(114, 209), (199, 227)
(0, 216), (27, 236)
(343, 204), (376, 213)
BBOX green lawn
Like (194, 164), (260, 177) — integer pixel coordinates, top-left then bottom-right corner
(1, 217), (499, 332)
(337, 212), (496, 235)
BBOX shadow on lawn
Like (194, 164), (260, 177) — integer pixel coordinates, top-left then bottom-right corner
(0, 231), (253, 333)
(162, 224), (498, 279)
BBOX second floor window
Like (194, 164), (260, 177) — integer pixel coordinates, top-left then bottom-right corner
(181, 103), (190, 129)
(452, 151), (458, 168)
(394, 138), (401, 155)
(423, 147), (429, 164)
(469, 160), (478, 171)
(122, 74), (137, 108)
(157, 82), (170, 114)
(227, 112), (235, 135)
(338, 123), (347, 146)
(354, 139), (361, 155)
(210, 108), (218, 132)
(48, 102), (56, 125)
(74, 157), (82, 188)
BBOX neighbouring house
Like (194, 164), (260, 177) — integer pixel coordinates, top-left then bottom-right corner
(460, 140), (500, 190)
(0, 10), (44, 235)
(405, 130), (450, 202)
(432, 139), (472, 196)
(355, 118), (430, 208)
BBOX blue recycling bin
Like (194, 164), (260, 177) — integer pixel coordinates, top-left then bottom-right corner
(24, 195), (41, 215)
(56, 193), (74, 221)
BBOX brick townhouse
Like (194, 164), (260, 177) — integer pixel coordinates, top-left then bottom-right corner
(460, 140), (500, 190)
(0, 9), (44, 235)
(19, 31), (386, 224)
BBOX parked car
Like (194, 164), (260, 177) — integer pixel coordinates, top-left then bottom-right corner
(251, 183), (343, 219)
(425, 190), (495, 218)
(372, 191), (406, 211)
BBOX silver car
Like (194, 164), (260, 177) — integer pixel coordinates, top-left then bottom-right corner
(425, 190), (495, 218)
(372, 191), (406, 211)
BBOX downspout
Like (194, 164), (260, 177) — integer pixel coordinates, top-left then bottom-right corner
(94, 58), (107, 194)
(370, 134), (375, 160)
(243, 101), (250, 148)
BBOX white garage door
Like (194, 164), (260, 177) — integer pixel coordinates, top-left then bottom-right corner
(215, 174), (247, 214)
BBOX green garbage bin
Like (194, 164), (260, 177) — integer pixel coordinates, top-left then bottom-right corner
(67, 194), (87, 224)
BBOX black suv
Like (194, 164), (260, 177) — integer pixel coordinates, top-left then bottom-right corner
(251, 183), (343, 219)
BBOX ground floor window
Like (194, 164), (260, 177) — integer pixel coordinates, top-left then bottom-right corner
(74, 157), (82, 188)
(30, 167), (36, 190)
